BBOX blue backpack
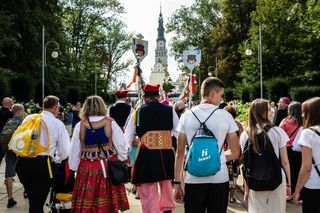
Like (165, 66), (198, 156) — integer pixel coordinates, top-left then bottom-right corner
(185, 108), (223, 177)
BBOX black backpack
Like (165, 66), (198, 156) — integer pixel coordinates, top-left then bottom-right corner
(242, 125), (282, 191)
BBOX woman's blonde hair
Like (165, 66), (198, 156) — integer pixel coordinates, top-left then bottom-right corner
(247, 99), (271, 153)
(79, 96), (107, 119)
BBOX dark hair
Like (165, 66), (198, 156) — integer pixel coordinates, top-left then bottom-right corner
(302, 97), (320, 128)
(143, 94), (160, 103)
(43, 95), (60, 109)
(288, 101), (303, 126)
(201, 77), (225, 98)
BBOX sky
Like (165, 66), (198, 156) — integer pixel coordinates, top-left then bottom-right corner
(119, 0), (194, 83)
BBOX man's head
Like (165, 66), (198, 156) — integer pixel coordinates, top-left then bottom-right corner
(43, 95), (60, 117)
(2, 97), (13, 109)
(115, 90), (128, 101)
(201, 77), (225, 105)
(278, 97), (290, 109)
(11, 104), (25, 118)
(142, 84), (160, 103)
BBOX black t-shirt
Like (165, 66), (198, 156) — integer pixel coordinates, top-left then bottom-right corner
(0, 107), (14, 132)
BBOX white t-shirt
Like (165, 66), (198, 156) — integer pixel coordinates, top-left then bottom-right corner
(240, 126), (289, 178)
(177, 104), (239, 184)
(298, 125), (320, 189)
(240, 126), (289, 158)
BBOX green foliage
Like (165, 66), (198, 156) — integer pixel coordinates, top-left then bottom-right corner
(166, 0), (222, 71)
(234, 100), (250, 123)
(211, 0), (257, 86)
(10, 75), (33, 102)
(24, 100), (41, 114)
(239, 85), (251, 103)
(290, 86), (320, 103)
(224, 88), (234, 102)
(162, 78), (174, 93)
(240, 0), (320, 86)
(0, 77), (10, 100)
(66, 87), (81, 105)
(266, 78), (289, 102)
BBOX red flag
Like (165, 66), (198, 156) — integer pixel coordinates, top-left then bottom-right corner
(126, 66), (137, 88)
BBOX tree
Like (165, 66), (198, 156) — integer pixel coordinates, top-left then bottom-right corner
(210, 0), (257, 87)
(166, 0), (222, 79)
(240, 0), (320, 86)
(162, 77), (174, 93)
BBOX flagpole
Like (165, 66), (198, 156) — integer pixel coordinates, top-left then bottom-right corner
(188, 70), (192, 107)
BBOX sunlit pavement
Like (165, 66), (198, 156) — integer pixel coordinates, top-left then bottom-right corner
(0, 161), (300, 213)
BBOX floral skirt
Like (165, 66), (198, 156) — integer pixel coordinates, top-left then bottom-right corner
(72, 159), (129, 213)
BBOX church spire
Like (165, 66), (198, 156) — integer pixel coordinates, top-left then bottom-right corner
(157, 5), (165, 40)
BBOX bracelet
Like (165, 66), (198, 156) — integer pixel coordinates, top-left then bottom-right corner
(286, 184), (291, 187)
(173, 181), (181, 185)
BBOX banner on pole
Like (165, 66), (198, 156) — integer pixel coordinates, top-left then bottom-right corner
(182, 46), (201, 72)
(132, 36), (148, 62)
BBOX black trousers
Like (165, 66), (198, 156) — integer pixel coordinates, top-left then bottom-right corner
(287, 147), (302, 193)
(301, 187), (320, 213)
(16, 156), (52, 213)
(184, 182), (229, 213)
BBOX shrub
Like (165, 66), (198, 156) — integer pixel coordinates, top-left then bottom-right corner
(290, 86), (320, 103)
(240, 86), (251, 103)
(266, 78), (290, 102)
(10, 75), (33, 102)
(0, 78), (10, 100)
(67, 87), (80, 105)
(224, 88), (234, 102)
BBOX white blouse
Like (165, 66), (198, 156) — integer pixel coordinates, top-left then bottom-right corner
(68, 116), (128, 171)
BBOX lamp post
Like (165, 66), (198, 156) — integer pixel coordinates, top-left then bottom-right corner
(245, 22), (263, 98)
(207, 66), (215, 77)
(42, 25), (59, 105)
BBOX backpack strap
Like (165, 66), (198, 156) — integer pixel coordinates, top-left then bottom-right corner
(309, 128), (320, 177)
(188, 108), (222, 151)
(191, 108), (219, 126)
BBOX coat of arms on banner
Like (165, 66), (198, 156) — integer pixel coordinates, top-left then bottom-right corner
(183, 46), (201, 71)
(132, 37), (148, 62)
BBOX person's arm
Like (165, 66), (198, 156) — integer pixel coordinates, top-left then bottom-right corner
(172, 108), (179, 138)
(111, 121), (128, 161)
(174, 132), (186, 203)
(279, 146), (291, 199)
(57, 123), (71, 161)
(225, 132), (240, 162)
(124, 114), (136, 152)
(293, 145), (312, 202)
(69, 123), (81, 171)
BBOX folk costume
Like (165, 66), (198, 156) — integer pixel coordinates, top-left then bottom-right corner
(69, 116), (129, 213)
(125, 84), (179, 213)
(109, 90), (133, 130)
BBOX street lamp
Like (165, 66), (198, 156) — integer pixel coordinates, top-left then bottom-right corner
(244, 22), (263, 98)
(42, 25), (59, 106)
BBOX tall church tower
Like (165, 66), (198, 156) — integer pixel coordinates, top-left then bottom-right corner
(149, 7), (169, 85)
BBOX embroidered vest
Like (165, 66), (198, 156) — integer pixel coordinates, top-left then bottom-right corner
(79, 117), (116, 160)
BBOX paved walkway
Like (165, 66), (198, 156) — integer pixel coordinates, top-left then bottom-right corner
(0, 162), (301, 213)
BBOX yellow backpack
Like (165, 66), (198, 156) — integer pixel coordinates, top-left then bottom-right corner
(8, 113), (53, 178)
(9, 113), (50, 157)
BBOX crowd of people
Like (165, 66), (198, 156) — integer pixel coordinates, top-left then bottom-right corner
(0, 76), (319, 213)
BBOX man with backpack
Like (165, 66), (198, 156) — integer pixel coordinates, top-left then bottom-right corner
(0, 103), (24, 208)
(13, 95), (70, 213)
(174, 77), (240, 213)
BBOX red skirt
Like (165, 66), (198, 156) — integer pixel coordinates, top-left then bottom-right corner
(72, 159), (129, 213)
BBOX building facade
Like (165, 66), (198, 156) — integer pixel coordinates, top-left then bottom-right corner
(149, 8), (169, 85)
